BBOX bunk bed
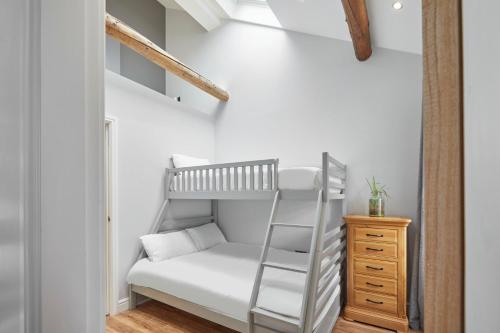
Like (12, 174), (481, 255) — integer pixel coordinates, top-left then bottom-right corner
(127, 152), (347, 333)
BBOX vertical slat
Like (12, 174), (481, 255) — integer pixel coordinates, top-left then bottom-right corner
(182, 171), (187, 192)
(233, 167), (239, 191)
(181, 171), (185, 192)
(193, 170), (198, 191)
(174, 172), (178, 191)
(242, 166), (247, 191)
(274, 160), (279, 190)
(205, 169), (209, 191)
(218, 168), (223, 192)
(226, 167), (231, 191)
(187, 170), (193, 192)
(212, 169), (216, 192)
(267, 164), (272, 190)
(258, 165), (264, 190)
(250, 166), (255, 190)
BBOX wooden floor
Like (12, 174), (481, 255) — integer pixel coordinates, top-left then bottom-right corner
(106, 300), (422, 333)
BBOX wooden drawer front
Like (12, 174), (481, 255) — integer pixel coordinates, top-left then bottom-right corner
(354, 274), (397, 296)
(353, 290), (398, 315)
(354, 258), (397, 279)
(354, 241), (398, 259)
(354, 227), (398, 243)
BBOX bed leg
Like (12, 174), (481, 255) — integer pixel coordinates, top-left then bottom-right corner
(129, 285), (137, 310)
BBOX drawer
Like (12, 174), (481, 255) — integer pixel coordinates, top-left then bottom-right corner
(353, 289), (398, 315)
(354, 274), (397, 296)
(354, 241), (398, 259)
(354, 227), (398, 243)
(354, 258), (397, 279)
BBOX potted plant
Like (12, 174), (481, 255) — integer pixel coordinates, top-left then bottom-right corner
(366, 177), (389, 217)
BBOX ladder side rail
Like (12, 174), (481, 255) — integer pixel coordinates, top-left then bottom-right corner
(303, 152), (339, 332)
(248, 190), (281, 333)
(136, 169), (174, 261)
(318, 153), (347, 330)
(322, 152), (329, 202)
(301, 191), (327, 333)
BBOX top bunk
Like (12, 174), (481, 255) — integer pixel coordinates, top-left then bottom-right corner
(166, 152), (346, 201)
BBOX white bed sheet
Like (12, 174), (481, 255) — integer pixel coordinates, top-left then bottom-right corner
(127, 242), (308, 321)
(172, 166), (340, 192)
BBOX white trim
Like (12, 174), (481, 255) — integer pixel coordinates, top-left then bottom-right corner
(84, 0), (106, 330)
(38, 0), (105, 331)
(237, 0), (268, 7)
(116, 296), (149, 314)
(21, 0), (42, 331)
(117, 298), (130, 314)
(105, 117), (120, 315)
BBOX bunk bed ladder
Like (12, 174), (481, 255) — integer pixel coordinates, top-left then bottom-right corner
(248, 189), (324, 333)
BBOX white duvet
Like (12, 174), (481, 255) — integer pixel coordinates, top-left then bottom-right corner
(127, 242), (308, 321)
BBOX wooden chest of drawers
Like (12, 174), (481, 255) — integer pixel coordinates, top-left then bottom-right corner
(343, 215), (411, 333)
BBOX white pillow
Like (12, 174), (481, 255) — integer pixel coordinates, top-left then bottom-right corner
(186, 223), (227, 251)
(172, 154), (210, 168)
(140, 230), (198, 262)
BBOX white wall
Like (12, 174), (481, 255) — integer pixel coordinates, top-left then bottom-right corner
(463, 1), (500, 331)
(165, 11), (422, 247)
(107, 0), (166, 94)
(105, 71), (215, 300)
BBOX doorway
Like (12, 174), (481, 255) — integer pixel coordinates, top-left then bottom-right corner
(105, 118), (117, 316)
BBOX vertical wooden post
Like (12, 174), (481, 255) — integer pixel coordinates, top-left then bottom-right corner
(423, 0), (464, 331)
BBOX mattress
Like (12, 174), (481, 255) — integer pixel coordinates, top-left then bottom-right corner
(172, 166), (340, 191)
(127, 242), (309, 321)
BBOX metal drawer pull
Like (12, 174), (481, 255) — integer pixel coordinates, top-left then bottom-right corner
(366, 298), (384, 305)
(366, 282), (384, 288)
(366, 247), (384, 252)
(366, 265), (384, 271)
(366, 233), (383, 238)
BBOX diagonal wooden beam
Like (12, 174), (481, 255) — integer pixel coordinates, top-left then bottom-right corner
(105, 13), (229, 102)
(341, 0), (372, 61)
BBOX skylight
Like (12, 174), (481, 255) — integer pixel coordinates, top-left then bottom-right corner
(233, 0), (281, 28)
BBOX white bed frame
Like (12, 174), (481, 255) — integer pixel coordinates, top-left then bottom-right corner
(129, 152), (347, 333)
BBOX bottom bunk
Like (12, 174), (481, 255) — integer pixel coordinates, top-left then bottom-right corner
(128, 241), (345, 333)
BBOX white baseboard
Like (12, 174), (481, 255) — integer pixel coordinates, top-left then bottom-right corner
(117, 298), (129, 313)
(116, 295), (150, 314)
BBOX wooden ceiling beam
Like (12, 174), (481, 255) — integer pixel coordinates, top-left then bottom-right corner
(105, 13), (229, 102)
(341, 0), (372, 61)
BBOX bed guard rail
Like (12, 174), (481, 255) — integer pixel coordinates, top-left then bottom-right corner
(167, 159), (279, 195)
(322, 152), (347, 202)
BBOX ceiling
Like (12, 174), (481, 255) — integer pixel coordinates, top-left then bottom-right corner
(159, 0), (422, 55)
(267, 0), (422, 54)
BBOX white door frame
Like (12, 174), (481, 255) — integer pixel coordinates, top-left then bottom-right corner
(37, 0), (106, 331)
(105, 117), (119, 315)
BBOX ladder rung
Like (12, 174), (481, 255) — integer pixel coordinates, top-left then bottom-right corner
(272, 223), (314, 229)
(262, 261), (308, 273)
(251, 307), (300, 326)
